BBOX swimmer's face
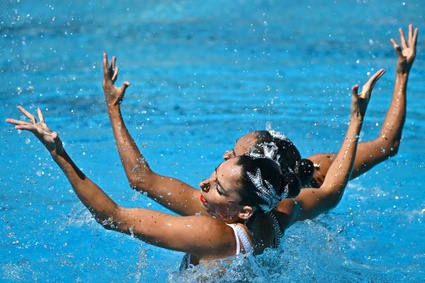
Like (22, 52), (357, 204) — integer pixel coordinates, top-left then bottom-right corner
(223, 132), (258, 160)
(199, 158), (248, 221)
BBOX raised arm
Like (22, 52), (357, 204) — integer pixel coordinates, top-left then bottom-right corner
(6, 106), (124, 226)
(289, 69), (386, 221)
(102, 53), (203, 216)
(307, 24), (418, 188)
(5, 108), (237, 261)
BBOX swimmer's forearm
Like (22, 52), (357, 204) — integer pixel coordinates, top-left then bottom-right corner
(106, 105), (203, 216)
(107, 105), (153, 183)
(377, 24), (417, 154)
(101, 53), (201, 215)
(344, 67), (410, 181)
(321, 116), (362, 198)
(292, 117), (363, 221)
(50, 148), (120, 223)
(379, 73), (407, 142)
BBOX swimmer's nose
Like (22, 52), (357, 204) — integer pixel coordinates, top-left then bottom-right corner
(199, 179), (210, 192)
(223, 150), (235, 160)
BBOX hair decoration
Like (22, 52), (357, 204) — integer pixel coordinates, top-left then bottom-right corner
(252, 141), (282, 168)
(266, 122), (291, 143)
(261, 141), (279, 160)
(247, 167), (287, 212)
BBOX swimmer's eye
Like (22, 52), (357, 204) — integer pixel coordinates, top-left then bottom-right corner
(215, 179), (224, 196)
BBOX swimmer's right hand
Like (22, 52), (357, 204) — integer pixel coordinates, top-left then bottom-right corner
(391, 24), (418, 75)
(6, 106), (64, 154)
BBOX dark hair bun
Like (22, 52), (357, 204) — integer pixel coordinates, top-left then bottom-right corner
(296, 158), (314, 187)
(281, 172), (301, 198)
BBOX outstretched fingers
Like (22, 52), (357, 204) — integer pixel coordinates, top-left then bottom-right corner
(6, 107), (38, 131)
(409, 24), (419, 50)
(102, 52), (131, 106)
(112, 67), (118, 82)
(103, 53), (119, 84)
(7, 106), (62, 153)
(103, 53), (116, 83)
(111, 56), (118, 82)
(5, 117), (27, 128)
(390, 24), (419, 74)
(37, 107), (45, 123)
(17, 105), (37, 124)
(103, 52), (110, 78)
(400, 24), (419, 53)
(399, 27), (408, 50)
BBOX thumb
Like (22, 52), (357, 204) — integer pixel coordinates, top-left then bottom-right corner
(121, 81), (131, 93)
(390, 38), (404, 60)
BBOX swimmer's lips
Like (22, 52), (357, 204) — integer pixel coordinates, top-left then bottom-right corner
(200, 195), (207, 204)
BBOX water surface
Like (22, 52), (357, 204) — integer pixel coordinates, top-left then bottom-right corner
(1, 1), (424, 282)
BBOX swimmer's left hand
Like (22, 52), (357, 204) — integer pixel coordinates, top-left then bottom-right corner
(102, 53), (131, 107)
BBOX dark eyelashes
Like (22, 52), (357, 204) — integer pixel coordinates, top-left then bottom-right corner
(215, 179), (224, 195)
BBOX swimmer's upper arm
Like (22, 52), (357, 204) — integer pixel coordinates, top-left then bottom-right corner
(113, 208), (236, 259)
(135, 171), (205, 216)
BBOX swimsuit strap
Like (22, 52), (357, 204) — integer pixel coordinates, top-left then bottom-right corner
(226, 223), (253, 254)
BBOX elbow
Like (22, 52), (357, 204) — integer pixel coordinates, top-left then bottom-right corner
(128, 178), (152, 194)
(327, 198), (340, 210)
(93, 209), (124, 232)
(379, 135), (402, 158)
(128, 175), (149, 192)
(94, 215), (118, 231)
(326, 189), (345, 210)
(128, 179), (141, 191)
(325, 198), (339, 211)
(386, 139), (400, 158)
(127, 170), (155, 192)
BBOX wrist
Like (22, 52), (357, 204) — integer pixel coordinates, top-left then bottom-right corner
(396, 72), (409, 78)
(395, 73), (409, 83)
(347, 116), (363, 134)
(107, 103), (121, 113)
(50, 146), (67, 162)
(350, 111), (365, 122)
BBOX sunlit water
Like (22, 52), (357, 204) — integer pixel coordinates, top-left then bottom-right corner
(1, 1), (424, 282)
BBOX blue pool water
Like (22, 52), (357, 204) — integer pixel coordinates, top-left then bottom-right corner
(1, 1), (424, 282)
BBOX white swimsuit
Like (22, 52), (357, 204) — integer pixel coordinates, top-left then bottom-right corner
(179, 223), (253, 270)
(227, 223), (253, 255)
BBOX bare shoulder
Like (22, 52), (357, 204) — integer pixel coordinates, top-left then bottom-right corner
(305, 153), (336, 188)
(172, 215), (238, 261)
